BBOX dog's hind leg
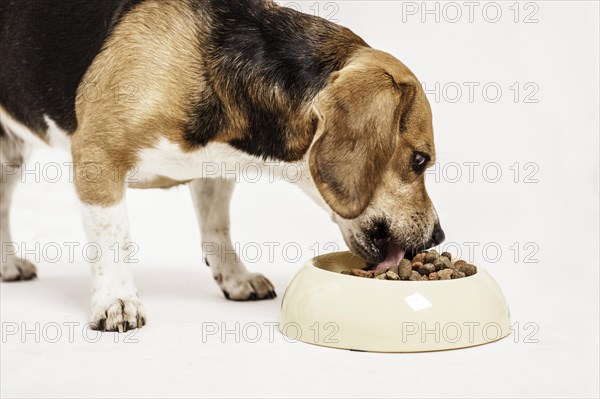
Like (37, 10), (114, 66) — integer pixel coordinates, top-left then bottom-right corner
(0, 125), (37, 281)
(190, 178), (276, 301)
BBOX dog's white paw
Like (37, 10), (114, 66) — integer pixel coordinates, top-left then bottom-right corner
(90, 296), (146, 332)
(217, 272), (277, 301)
(1, 258), (37, 281)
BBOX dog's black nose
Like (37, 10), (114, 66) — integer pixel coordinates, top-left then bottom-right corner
(431, 223), (445, 246)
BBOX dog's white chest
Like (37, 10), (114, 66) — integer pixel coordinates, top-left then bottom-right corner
(133, 138), (267, 182)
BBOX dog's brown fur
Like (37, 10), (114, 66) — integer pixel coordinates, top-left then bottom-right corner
(72, 0), (204, 205)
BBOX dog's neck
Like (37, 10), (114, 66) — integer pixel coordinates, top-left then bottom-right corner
(187, 0), (367, 162)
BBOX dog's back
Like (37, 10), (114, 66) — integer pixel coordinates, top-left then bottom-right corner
(0, 0), (144, 135)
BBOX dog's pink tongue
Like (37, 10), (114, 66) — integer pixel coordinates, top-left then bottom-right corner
(374, 242), (405, 270)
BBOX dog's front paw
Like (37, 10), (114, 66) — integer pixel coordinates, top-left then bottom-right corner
(219, 272), (277, 301)
(90, 296), (146, 332)
(1, 258), (37, 281)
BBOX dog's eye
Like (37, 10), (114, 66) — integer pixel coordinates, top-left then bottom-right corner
(412, 152), (429, 173)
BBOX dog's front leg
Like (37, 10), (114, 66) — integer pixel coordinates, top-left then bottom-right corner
(73, 159), (146, 332)
(190, 178), (276, 300)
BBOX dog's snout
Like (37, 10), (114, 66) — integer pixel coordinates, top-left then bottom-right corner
(431, 223), (445, 246)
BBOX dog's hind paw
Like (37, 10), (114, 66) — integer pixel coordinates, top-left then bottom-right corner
(219, 272), (277, 301)
(89, 296), (146, 332)
(1, 258), (37, 281)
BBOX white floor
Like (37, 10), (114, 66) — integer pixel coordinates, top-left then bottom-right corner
(2, 1), (599, 398)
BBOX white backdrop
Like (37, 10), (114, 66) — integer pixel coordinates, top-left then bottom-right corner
(1, 1), (599, 398)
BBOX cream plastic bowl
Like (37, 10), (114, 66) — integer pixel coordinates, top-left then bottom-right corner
(280, 251), (511, 352)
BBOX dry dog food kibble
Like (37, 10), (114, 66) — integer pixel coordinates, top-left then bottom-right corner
(458, 263), (477, 277)
(341, 250), (478, 281)
(438, 268), (453, 280)
(451, 270), (466, 279)
(350, 269), (373, 278)
(428, 272), (440, 280)
(398, 259), (413, 280)
(418, 263), (436, 276)
(409, 271), (422, 281)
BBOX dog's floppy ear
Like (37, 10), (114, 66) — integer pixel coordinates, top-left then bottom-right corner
(309, 64), (416, 219)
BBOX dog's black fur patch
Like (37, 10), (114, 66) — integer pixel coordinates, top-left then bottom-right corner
(186, 0), (366, 161)
(0, 0), (145, 133)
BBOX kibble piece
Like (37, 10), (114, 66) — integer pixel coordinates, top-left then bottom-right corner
(428, 272), (440, 280)
(375, 273), (387, 280)
(419, 275), (429, 281)
(424, 252), (439, 264)
(448, 261), (460, 270)
(459, 263), (477, 277)
(440, 256), (452, 268)
(432, 259), (445, 271)
(419, 263), (436, 276)
(409, 271), (422, 281)
(398, 259), (413, 280)
(454, 259), (467, 268)
(399, 258), (412, 271)
(374, 268), (389, 277)
(412, 253), (426, 264)
(441, 252), (452, 261)
(389, 264), (400, 276)
(438, 269), (453, 280)
(385, 270), (401, 280)
(351, 269), (373, 278)
(451, 270), (466, 279)
(412, 261), (423, 271)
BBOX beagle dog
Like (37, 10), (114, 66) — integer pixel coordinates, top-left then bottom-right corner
(0, 0), (445, 331)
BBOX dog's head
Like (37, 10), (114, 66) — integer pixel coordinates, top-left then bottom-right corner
(309, 48), (444, 266)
